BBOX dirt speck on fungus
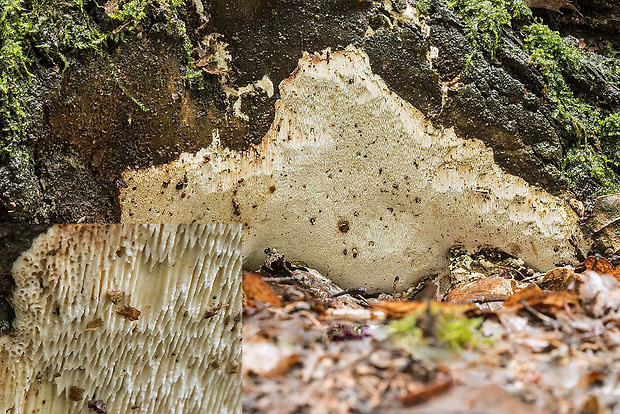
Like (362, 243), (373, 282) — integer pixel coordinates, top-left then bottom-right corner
(116, 305), (141, 321)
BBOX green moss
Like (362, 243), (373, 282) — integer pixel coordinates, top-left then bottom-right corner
(599, 112), (620, 168)
(564, 146), (620, 195)
(388, 303), (491, 353)
(445, 2), (620, 195)
(0, 0), (195, 157)
(523, 23), (620, 194)
(413, 0), (431, 15)
(524, 23), (596, 141)
(448, 0), (531, 59)
(1, 0), (32, 157)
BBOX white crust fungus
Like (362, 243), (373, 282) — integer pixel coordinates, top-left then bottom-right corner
(0, 224), (241, 413)
(120, 46), (581, 292)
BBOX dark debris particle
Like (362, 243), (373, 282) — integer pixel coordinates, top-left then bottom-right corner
(105, 289), (125, 304)
(87, 399), (108, 413)
(204, 303), (229, 319)
(338, 220), (350, 233)
(0, 299), (15, 335)
(232, 198), (241, 216)
(68, 386), (84, 401)
(116, 305), (141, 321)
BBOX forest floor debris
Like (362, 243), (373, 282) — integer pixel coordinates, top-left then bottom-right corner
(242, 251), (620, 413)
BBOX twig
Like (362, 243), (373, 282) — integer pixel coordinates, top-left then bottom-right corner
(519, 273), (543, 283)
(519, 299), (560, 330)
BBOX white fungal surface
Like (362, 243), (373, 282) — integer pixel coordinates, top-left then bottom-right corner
(120, 45), (581, 292)
(0, 224), (241, 414)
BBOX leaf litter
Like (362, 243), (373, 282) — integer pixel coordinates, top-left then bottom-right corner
(243, 248), (620, 413)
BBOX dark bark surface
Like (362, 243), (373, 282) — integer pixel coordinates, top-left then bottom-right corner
(0, 0), (618, 223)
(0, 225), (50, 334)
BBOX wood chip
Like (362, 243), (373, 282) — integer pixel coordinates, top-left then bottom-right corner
(243, 271), (281, 307)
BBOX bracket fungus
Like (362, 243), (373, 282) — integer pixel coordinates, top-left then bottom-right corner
(0, 224), (241, 413)
(121, 46), (582, 292)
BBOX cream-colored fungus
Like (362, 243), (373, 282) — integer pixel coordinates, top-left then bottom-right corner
(121, 46), (581, 292)
(0, 224), (241, 414)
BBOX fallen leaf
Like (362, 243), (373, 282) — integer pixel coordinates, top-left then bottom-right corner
(401, 375), (453, 406)
(263, 354), (301, 378)
(578, 371), (603, 389)
(243, 339), (298, 377)
(535, 291), (579, 310)
(503, 284), (544, 307)
(242, 271), (281, 307)
(395, 384), (547, 413)
(542, 267), (581, 291)
(503, 284), (578, 311)
(444, 278), (517, 304)
(372, 301), (475, 319)
(583, 256), (620, 280)
(584, 256), (615, 275)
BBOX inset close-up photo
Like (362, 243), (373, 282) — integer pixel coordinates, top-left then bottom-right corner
(2, 0), (620, 412)
(0, 224), (241, 413)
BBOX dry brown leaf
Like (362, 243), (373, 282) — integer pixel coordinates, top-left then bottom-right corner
(400, 375), (453, 406)
(578, 371), (603, 389)
(503, 284), (545, 307)
(536, 291), (580, 310)
(503, 284), (578, 311)
(262, 354), (301, 378)
(243, 271), (282, 307)
(542, 267), (581, 291)
(444, 278), (517, 304)
(371, 301), (475, 319)
(395, 384), (547, 413)
(584, 256), (615, 275)
(583, 256), (620, 280)
(525, 0), (578, 13)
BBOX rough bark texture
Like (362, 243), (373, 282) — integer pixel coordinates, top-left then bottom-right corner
(0, 0), (618, 222)
(0, 225), (50, 335)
